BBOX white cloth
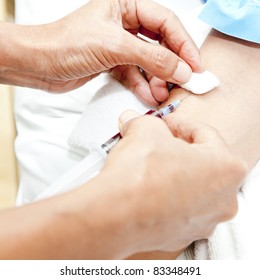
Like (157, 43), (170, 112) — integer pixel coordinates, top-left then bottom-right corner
(14, 0), (92, 203)
(181, 161), (260, 260)
(68, 75), (150, 155)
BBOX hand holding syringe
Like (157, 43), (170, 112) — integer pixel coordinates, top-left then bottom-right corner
(35, 95), (190, 201)
(35, 70), (219, 200)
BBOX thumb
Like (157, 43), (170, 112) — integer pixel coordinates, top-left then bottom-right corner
(118, 110), (141, 137)
(120, 33), (192, 84)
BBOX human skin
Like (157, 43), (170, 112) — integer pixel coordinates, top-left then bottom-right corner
(0, 0), (202, 106)
(0, 0), (252, 258)
(166, 31), (260, 169)
(1, 29), (253, 259)
(0, 111), (246, 259)
(127, 30), (260, 260)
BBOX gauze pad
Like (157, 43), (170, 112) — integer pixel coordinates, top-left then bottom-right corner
(180, 70), (219, 94)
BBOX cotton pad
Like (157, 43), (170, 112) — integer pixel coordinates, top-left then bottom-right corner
(180, 70), (219, 94)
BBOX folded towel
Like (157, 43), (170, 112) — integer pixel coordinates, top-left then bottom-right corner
(68, 75), (150, 156)
(183, 161), (260, 260)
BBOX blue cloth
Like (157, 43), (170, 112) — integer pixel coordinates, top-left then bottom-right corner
(199, 0), (260, 43)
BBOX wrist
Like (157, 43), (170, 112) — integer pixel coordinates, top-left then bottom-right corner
(66, 171), (142, 259)
(0, 21), (59, 90)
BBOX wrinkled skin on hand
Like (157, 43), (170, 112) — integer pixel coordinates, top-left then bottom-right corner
(16, 0), (202, 105)
(101, 111), (247, 254)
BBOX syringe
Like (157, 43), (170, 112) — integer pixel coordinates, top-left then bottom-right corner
(35, 96), (189, 201)
(102, 95), (190, 154)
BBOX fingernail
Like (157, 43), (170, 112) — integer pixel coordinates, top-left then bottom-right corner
(118, 110), (140, 127)
(170, 61), (192, 84)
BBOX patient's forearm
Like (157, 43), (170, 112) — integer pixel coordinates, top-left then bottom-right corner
(128, 31), (260, 260)
(167, 31), (260, 169)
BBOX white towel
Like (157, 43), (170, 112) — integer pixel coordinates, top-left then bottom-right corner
(68, 75), (150, 156)
(182, 161), (260, 260)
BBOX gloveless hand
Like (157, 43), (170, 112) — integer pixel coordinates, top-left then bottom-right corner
(3, 0), (202, 105)
(100, 111), (247, 255)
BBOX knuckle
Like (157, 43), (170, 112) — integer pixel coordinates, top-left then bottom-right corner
(207, 125), (221, 136)
(225, 156), (248, 184)
(196, 225), (215, 240)
(160, 10), (179, 35)
(214, 152), (248, 188)
(219, 194), (238, 222)
(220, 198), (239, 221)
(234, 159), (249, 180)
(169, 10), (178, 21)
(151, 47), (173, 73)
(117, 66), (129, 84)
(204, 227), (215, 239)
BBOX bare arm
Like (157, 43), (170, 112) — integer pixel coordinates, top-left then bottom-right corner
(0, 110), (246, 259)
(0, 175), (132, 259)
(128, 30), (260, 260)
(0, 0), (202, 105)
(166, 30), (260, 169)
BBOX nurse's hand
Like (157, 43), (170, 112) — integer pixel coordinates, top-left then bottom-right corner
(101, 110), (247, 254)
(9, 0), (201, 105)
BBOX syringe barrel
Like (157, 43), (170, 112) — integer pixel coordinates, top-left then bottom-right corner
(159, 100), (181, 117)
(101, 132), (121, 154)
(101, 110), (161, 154)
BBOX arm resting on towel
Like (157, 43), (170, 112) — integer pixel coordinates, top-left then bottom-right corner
(127, 30), (260, 260)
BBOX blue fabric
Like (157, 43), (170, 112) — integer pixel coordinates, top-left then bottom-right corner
(199, 0), (260, 43)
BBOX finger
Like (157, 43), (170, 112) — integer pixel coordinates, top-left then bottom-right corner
(149, 76), (169, 103)
(126, 68), (169, 103)
(111, 65), (159, 106)
(45, 75), (97, 93)
(119, 110), (173, 141)
(135, 0), (203, 72)
(138, 26), (162, 42)
(160, 37), (203, 74)
(164, 116), (227, 147)
(118, 110), (141, 137)
(120, 32), (192, 84)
